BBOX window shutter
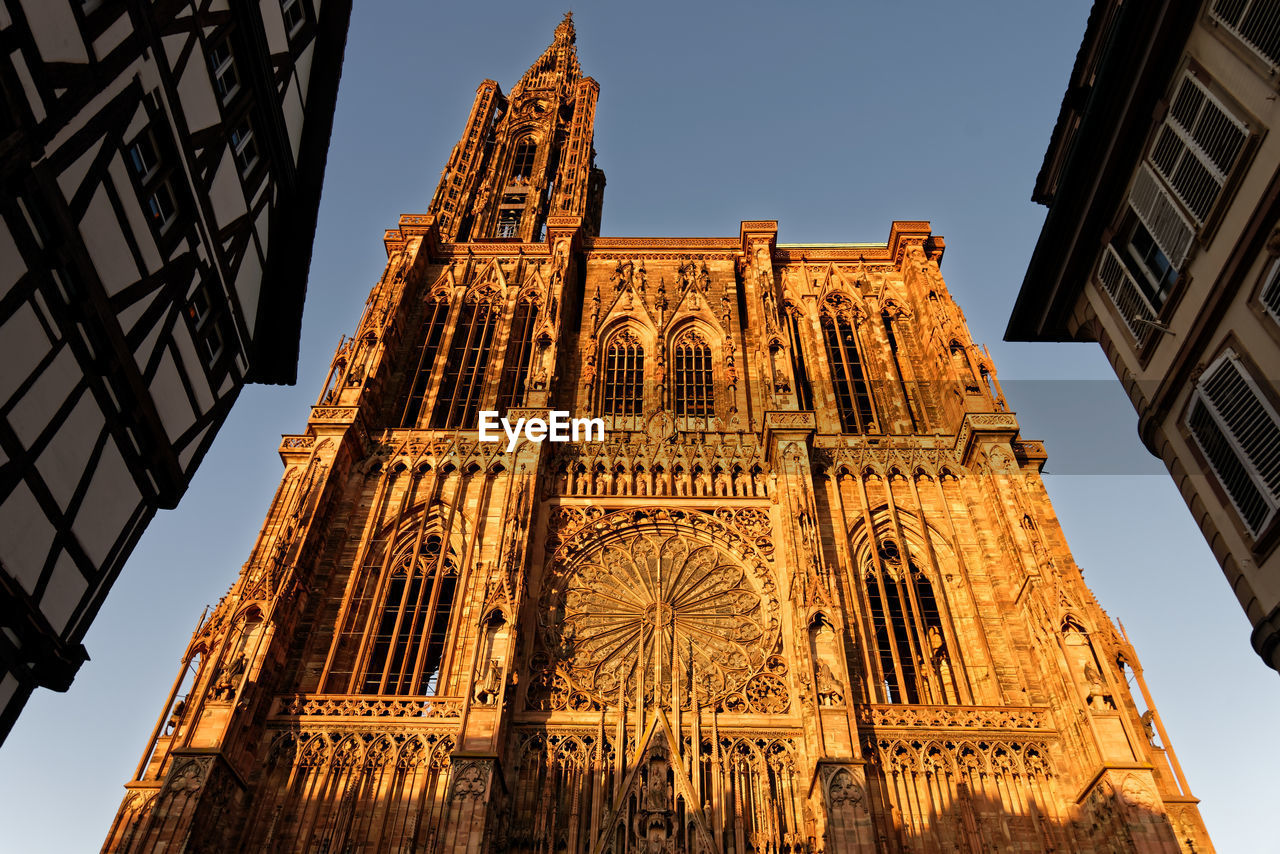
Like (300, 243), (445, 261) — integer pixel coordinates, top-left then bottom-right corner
(1187, 351), (1280, 537)
(1261, 258), (1280, 324)
(1096, 244), (1159, 345)
(1210, 0), (1280, 70)
(1149, 73), (1247, 226)
(1128, 165), (1194, 269)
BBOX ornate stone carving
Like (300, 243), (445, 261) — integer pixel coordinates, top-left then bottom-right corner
(541, 524), (778, 709)
(277, 694), (463, 719)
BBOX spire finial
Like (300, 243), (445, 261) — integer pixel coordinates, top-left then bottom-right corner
(555, 11), (576, 45)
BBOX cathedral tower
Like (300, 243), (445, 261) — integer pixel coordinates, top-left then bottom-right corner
(103, 15), (1214, 854)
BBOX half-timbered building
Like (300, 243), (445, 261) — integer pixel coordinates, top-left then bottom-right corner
(0, 0), (352, 742)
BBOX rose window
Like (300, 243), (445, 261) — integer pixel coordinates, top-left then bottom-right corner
(543, 529), (776, 709)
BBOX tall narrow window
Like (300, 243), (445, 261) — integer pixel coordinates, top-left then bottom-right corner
(821, 309), (875, 433)
(496, 296), (539, 413)
(784, 304), (814, 411)
(362, 534), (458, 695)
(1187, 350), (1280, 537)
(431, 294), (498, 429)
(511, 137), (537, 181)
(672, 329), (713, 418)
(865, 566), (914, 704)
(882, 310), (919, 431)
(400, 294), (451, 427)
(864, 539), (950, 705)
(602, 329), (644, 416)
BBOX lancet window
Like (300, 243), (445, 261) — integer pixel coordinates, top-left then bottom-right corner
(863, 538), (956, 704)
(511, 137), (537, 182)
(496, 294), (539, 413)
(400, 292), (451, 427)
(882, 310), (920, 431)
(601, 329), (644, 416)
(672, 328), (714, 418)
(821, 301), (875, 432)
(431, 291), (498, 429)
(361, 533), (459, 695)
(785, 302), (814, 410)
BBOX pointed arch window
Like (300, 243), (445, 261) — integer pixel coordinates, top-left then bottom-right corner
(431, 292), (498, 428)
(882, 310), (920, 431)
(863, 539), (954, 704)
(362, 534), (459, 695)
(511, 137), (537, 182)
(673, 328), (714, 418)
(784, 302), (814, 410)
(602, 329), (644, 416)
(400, 293), (451, 427)
(496, 294), (540, 413)
(821, 304), (875, 432)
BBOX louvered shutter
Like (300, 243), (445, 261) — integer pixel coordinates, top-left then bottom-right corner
(1261, 258), (1280, 324)
(1128, 165), (1195, 269)
(1210, 0), (1280, 70)
(1096, 244), (1159, 346)
(1187, 351), (1280, 537)
(1149, 73), (1248, 226)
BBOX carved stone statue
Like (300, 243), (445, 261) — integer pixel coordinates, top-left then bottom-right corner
(815, 661), (844, 706)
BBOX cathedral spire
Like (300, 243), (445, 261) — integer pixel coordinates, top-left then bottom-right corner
(428, 11), (603, 242)
(513, 12), (581, 97)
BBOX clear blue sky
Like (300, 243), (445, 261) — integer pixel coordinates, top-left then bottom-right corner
(2, 3), (1277, 851)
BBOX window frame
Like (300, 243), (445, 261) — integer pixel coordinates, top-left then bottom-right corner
(820, 305), (877, 434)
(671, 327), (715, 419)
(280, 0), (306, 38)
(229, 118), (260, 177)
(601, 328), (645, 418)
(208, 36), (241, 105)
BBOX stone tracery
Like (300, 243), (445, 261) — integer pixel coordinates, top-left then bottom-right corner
(540, 521), (778, 709)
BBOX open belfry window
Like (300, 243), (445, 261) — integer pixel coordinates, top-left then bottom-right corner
(820, 299), (876, 433)
(496, 209), (521, 238)
(431, 293), (497, 429)
(1186, 349), (1280, 538)
(1097, 70), (1250, 346)
(672, 328), (713, 418)
(511, 137), (537, 181)
(601, 328), (644, 416)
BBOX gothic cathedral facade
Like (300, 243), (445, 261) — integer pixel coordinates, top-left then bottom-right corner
(103, 16), (1215, 854)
